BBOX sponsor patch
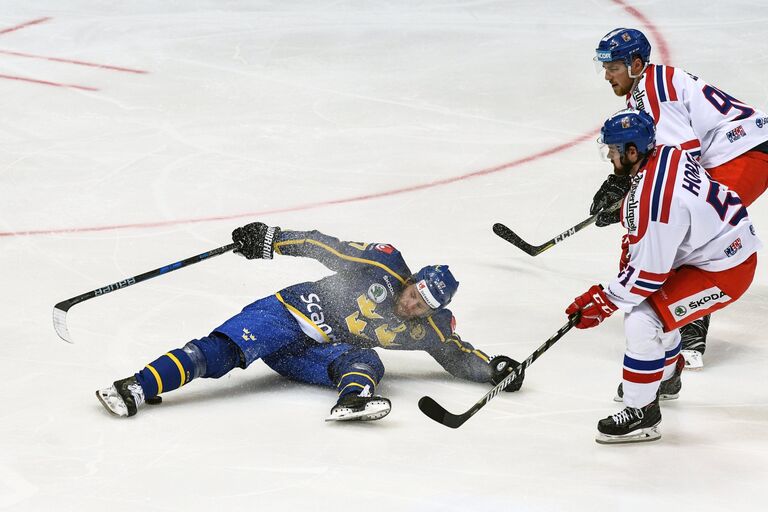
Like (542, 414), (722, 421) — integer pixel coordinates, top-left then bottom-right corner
(756, 117), (768, 129)
(409, 324), (426, 340)
(724, 237), (743, 257)
(726, 125), (747, 143)
(367, 283), (387, 303)
(375, 244), (394, 254)
(667, 286), (731, 321)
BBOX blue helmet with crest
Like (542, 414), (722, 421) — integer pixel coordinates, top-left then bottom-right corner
(595, 28), (651, 67)
(413, 265), (459, 310)
(600, 108), (656, 156)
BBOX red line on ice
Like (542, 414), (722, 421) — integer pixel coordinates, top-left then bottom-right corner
(609, 0), (671, 62)
(0, 49), (149, 74)
(0, 17), (51, 36)
(0, 73), (98, 91)
(0, 130), (598, 238)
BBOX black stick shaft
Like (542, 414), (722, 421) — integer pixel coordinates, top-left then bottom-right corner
(53, 242), (238, 343)
(54, 242), (238, 313)
(418, 314), (580, 428)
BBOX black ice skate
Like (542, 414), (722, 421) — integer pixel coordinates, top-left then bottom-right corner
(325, 386), (391, 422)
(680, 315), (710, 370)
(614, 355), (684, 402)
(96, 376), (146, 417)
(596, 399), (661, 445)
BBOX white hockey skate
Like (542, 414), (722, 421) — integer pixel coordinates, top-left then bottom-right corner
(681, 349), (704, 370)
(96, 376), (145, 417)
(325, 386), (391, 422)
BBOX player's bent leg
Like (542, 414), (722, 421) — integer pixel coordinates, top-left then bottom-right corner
(680, 315), (709, 370)
(327, 348), (389, 422)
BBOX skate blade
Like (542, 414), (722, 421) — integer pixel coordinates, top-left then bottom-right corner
(95, 389), (128, 417)
(595, 426), (661, 445)
(325, 400), (391, 422)
(681, 350), (704, 370)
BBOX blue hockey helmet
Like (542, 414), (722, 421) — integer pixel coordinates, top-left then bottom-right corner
(595, 28), (651, 67)
(413, 265), (459, 310)
(599, 108), (656, 156)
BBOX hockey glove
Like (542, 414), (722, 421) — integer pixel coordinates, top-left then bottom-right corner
(565, 284), (618, 329)
(590, 174), (632, 227)
(232, 222), (281, 259)
(489, 355), (524, 392)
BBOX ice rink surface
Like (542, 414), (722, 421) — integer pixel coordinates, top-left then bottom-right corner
(2, 1), (767, 510)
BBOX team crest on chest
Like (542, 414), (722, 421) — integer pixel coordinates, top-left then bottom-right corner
(367, 283), (388, 303)
(409, 324), (426, 340)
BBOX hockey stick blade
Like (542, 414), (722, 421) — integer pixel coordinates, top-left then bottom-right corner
(419, 314), (579, 429)
(492, 222), (552, 256)
(53, 242), (237, 343)
(493, 200), (621, 257)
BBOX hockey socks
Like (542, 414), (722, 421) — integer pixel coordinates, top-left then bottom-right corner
(136, 348), (195, 399)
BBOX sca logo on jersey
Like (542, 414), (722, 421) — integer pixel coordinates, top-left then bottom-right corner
(726, 125), (747, 143)
(756, 117), (768, 129)
(724, 237), (742, 257)
(300, 293), (338, 342)
(367, 283), (388, 303)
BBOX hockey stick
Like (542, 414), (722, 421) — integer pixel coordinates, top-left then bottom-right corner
(493, 201), (622, 257)
(418, 313), (580, 429)
(53, 242), (238, 343)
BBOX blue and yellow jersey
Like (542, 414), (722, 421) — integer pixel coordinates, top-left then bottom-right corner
(271, 230), (492, 383)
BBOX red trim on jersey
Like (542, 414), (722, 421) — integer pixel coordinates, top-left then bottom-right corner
(623, 369), (664, 384)
(638, 269), (671, 281)
(626, 152), (657, 244)
(664, 66), (678, 101)
(644, 65), (661, 121)
(629, 286), (654, 297)
(659, 148), (681, 223)
(679, 139), (701, 150)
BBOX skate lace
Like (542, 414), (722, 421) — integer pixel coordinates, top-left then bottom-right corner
(612, 407), (642, 425)
(127, 383), (146, 406)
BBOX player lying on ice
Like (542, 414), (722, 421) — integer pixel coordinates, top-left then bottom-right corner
(97, 225), (524, 421)
(566, 109), (761, 444)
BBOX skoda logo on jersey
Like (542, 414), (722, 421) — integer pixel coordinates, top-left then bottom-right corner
(674, 306), (687, 317)
(756, 117), (768, 129)
(368, 283), (387, 304)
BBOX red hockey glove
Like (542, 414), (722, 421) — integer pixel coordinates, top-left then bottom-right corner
(565, 284), (618, 329)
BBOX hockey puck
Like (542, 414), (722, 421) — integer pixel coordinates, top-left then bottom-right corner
(146, 396), (163, 405)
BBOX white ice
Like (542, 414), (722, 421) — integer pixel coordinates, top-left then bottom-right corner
(1, 1), (767, 510)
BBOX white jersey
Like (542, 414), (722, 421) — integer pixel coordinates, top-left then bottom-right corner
(604, 145), (762, 312)
(626, 64), (768, 169)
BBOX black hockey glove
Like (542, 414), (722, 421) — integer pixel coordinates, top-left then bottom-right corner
(489, 355), (524, 392)
(590, 174), (632, 227)
(232, 222), (281, 259)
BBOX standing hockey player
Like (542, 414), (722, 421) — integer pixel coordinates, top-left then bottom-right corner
(96, 224), (524, 421)
(590, 27), (768, 369)
(567, 109), (760, 444)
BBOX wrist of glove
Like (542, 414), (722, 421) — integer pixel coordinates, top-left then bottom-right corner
(565, 284), (618, 329)
(489, 355), (524, 392)
(232, 222), (281, 259)
(590, 174), (632, 227)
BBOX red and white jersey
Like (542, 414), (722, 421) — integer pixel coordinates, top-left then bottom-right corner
(626, 64), (768, 169)
(604, 145), (762, 312)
